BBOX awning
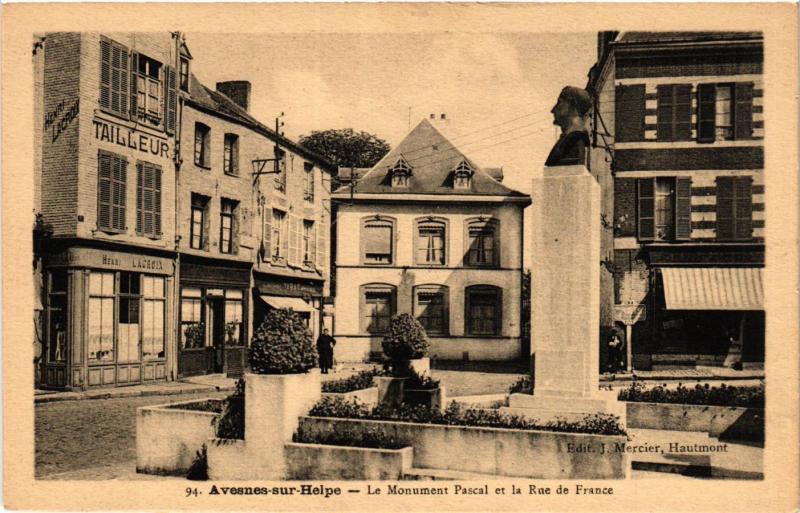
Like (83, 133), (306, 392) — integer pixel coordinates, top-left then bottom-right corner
(259, 295), (313, 313)
(661, 267), (763, 311)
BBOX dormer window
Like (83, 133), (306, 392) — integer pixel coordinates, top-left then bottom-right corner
(453, 159), (474, 189)
(389, 157), (412, 187)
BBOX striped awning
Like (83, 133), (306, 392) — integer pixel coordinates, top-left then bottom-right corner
(661, 267), (764, 311)
(259, 295), (313, 313)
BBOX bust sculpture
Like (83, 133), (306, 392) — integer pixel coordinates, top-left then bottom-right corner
(544, 86), (592, 167)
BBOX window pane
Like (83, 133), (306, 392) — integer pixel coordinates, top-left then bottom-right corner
(225, 289), (243, 300)
(48, 294), (68, 362)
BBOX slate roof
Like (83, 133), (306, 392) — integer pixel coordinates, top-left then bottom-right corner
(185, 74), (335, 171)
(618, 32), (762, 44)
(335, 119), (528, 198)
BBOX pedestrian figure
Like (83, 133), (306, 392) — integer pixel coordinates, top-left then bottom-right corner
(607, 332), (624, 373)
(316, 328), (336, 374)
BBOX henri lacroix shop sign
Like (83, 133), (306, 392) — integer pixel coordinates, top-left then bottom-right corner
(93, 117), (171, 159)
(48, 247), (174, 275)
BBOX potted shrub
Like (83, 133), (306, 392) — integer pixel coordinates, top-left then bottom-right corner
(403, 369), (446, 412)
(244, 308), (320, 478)
(375, 314), (431, 406)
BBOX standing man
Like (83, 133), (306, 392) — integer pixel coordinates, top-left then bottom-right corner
(606, 331), (624, 373)
(316, 328), (336, 374)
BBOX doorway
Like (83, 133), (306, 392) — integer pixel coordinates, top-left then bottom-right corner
(209, 297), (226, 374)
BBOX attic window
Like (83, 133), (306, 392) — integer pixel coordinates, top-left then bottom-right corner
(453, 159), (474, 189)
(389, 157), (412, 188)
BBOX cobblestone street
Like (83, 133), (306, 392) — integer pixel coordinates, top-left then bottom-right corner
(35, 391), (228, 479)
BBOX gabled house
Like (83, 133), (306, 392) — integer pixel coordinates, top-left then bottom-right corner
(331, 119), (531, 362)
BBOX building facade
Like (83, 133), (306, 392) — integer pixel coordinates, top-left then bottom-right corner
(332, 120), (531, 362)
(34, 32), (335, 389)
(587, 31), (765, 369)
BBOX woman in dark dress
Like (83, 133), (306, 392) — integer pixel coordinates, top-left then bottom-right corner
(316, 328), (336, 374)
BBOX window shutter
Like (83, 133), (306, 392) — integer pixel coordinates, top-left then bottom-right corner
(696, 84), (716, 143)
(166, 66), (177, 135)
(111, 157), (127, 231)
(674, 84), (692, 141)
(656, 85), (674, 141)
(364, 224), (392, 255)
(99, 39), (111, 109)
(232, 203), (240, 255)
(637, 178), (655, 240)
(98, 153), (112, 229)
(716, 176), (735, 240)
(136, 162), (144, 234)
(734, 177), (753, 240)
(282, 215), (290, 263)
(154, 166), (162, 236)
(262, 212), (272, 261)
(316, 216), (326, 272)
(615, 84), (645, 142)
(129, 52), (138, 121)
(734, 82), (753, 140)
(675, 177), (692, 240)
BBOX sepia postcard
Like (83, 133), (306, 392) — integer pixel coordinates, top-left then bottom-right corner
(3, 3), (798, 512)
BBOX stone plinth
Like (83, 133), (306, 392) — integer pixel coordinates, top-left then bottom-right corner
(531, 165), (600, 399)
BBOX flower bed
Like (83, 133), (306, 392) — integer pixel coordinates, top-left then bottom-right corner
(167, 399), (224, 413)
(321, 368), (381, 393)
(618, 382), (764, 408)
(309, 396), (625, 436)
(508, 376), (533, 395)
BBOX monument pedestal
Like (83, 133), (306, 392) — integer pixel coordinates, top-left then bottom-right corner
(518, 165), (624, 423)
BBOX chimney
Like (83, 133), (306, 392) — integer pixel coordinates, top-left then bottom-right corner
(216, 81), (251, 112)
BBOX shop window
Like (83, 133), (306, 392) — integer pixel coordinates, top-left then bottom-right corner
(135, 54), (163, 127)
(465, 285), (502, 336)
(142, 276), (165, 360)
(414, 285), (448, 335)
(220, 199), (238, 254)
(99, 37), (129, 117)
(97, 150), (127, 233)
(271, 209), (287, 263)
(416, 218), (446, 265)
(361, 217), (395, 265)
(361, 284), (396, 334)
(118, 272), (141, 363)
(88, 272), (115, 362)
(179, 57), (190, 92)
(303, 220), (316, 266)
(181, 288), (204, 349)
(465, 218), (498, 267)
(656, 84), (692, 142)
(190, 194), (209, 250)
(224, 289), (244, 345)
(223, 133), (239, 176)
(194, 123), (210, 168)
(304, 162), (315, 201)
(637, 177), (692, 241)
(136, 161), (162, 238)
(716, 176), (753, 241)
(47, 271), (68, 363)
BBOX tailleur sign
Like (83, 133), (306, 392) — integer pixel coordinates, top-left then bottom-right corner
(93, 117), (170, 158)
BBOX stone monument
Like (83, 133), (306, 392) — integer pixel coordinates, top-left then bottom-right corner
(504, 86), (623, 422)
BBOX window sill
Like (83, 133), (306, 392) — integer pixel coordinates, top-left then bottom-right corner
(414, 262), (447, 267)
(96, 227), (126, 235)
(361, 260), (394, 266)
(224, 171), (239, 178)
(271, 257), (287, 267)
(137, 232), (162, 240)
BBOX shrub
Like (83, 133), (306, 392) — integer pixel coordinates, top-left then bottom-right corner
(322, 368), (381, 393)
(167, 399), (224, 413)
(404, 369), (440, 390)
(618, 381), (765, 408)
(307, 396), (626, 436)
(508, 376), (533, 395)
(215, 378), (245, 440)
(293, 422), (406, 450)
(381, 313), (429, 361)
(249, 308), (317, 374)
(186, 445), (208, 481)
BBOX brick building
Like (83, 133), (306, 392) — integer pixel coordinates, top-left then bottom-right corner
(331, 119), (530, 362)
(587, 31), (764, 370)
(34, 32), (335, 389)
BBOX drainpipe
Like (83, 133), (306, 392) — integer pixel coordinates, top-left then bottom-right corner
(172, 31), (184, 382)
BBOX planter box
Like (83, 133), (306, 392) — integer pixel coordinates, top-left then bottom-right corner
(136, 399), (222, 475)
(403, 386), (447, 412)
(322, 386), (379, 406)
(625, 402), (764, 443)
(375, 376), (406, 407)
(285, 443), (413, 480)
(206, 438), (251, 480)
(298, 416), (626, 479)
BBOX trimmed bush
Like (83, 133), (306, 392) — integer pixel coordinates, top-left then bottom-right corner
(381, 314), (429, 361)
(322, 368), (381, 393)
(508, 376), (532, 395)
(215, 378), (245, 440)
(249, 308), (317, 374)
(308, 396), (626, 436)
(618, 381), (765, 408)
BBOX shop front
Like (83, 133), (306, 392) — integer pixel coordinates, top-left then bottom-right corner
(253, 271), (324, 340)
(178, 257), (251, 378)
(41, 245), (176, 390)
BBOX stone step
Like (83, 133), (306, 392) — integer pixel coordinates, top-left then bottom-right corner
(401, 467), (503, 481)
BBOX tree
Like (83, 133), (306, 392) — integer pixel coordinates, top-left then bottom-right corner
(299, 128), (390, 169)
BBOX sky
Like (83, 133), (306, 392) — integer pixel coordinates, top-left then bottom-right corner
(187, 31), (598, 197)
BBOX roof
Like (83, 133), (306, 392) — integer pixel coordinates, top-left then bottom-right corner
(185, 74), (335, 171)
(617, 32), (762, 45)
(334, 119), (528, 198)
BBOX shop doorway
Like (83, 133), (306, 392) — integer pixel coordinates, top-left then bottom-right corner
(209, 297), (226, 374)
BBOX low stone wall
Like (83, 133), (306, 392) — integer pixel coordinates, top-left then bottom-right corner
(322, 386), (379, 406)
(626, 402), (764, 442)
(206, 438), (250, 480)
(136, 399), (222, 475)
(285, 443), (413, 480)
(298, 416), (626, 479)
